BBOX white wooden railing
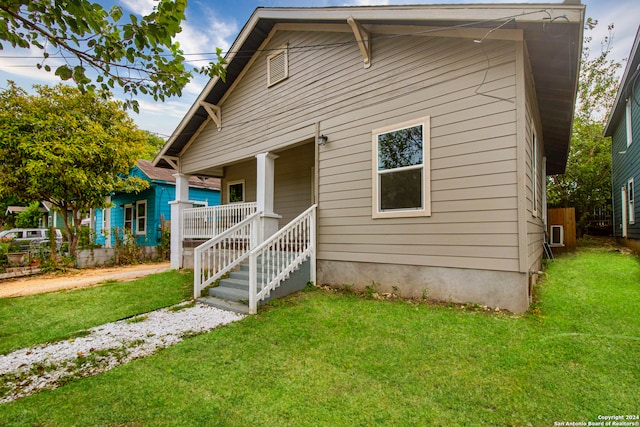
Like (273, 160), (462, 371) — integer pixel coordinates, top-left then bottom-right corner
(248, 204), (316, 314)
(193, 212), (261, 298)
(183, 202), (257, 239)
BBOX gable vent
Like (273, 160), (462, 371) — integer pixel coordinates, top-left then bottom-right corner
(267, 45), (288, 87)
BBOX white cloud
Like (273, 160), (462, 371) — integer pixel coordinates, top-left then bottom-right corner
(118, 0), (156, 16)
(0, 47), (67, 87)
(126, 97), (194, 136)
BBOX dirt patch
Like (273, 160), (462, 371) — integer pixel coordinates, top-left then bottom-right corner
(0, 262), (171, 298)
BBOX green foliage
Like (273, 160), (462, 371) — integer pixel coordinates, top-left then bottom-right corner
(0, 82), (150, 256)
(0, 194), (20, 229)
(547, 20), (621, 231)
(14, 201), (41, 228)
(0, 237), (20, 271)
(141, 130), (167, 161)
(77, 226), (101, 250)
(363, 281), (379, 299)
(156, 226), (170, 261)
(113, 227), (143, 265)
(0, 0), (226, 111)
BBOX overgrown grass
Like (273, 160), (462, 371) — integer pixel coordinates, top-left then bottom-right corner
(0, 249), (638, 426)
(0, 270), (193, 354)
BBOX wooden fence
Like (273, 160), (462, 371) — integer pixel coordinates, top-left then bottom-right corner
(547, 208), (576, 252)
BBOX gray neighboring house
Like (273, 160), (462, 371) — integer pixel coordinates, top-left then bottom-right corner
(605, 26), (640, 251)
(155, 3), (585, 313)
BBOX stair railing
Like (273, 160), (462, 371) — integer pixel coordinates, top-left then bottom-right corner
(248, 204), (317, 314)
(183, 202), (257, 239)
(193, 212), (261, 298)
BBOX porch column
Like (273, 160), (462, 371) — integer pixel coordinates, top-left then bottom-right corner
(255, 152), (281, 242)
(104, 196), (112, 248)
(169, 173), (191, 269)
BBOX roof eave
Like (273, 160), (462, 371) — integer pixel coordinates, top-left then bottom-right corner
(604, 26), (640, 137)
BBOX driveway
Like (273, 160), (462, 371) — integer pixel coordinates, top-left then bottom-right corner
(0, 262), (171, 298)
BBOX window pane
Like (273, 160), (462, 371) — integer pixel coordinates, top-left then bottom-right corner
(138, 203), (145, 217)
(380, 169), (423, 210)
(378, 125), (423, 171)
(138, 218), (145, 232)
(229, 183), (244, 203)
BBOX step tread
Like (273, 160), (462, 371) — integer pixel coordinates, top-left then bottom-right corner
(218, 277), (250, 290)
(208, 286), (249, 301)
(198, 296), (249, 314)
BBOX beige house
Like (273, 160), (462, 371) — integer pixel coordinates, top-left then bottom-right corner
(155, 3), (585, 313)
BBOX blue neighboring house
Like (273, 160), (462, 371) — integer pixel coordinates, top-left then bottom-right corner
(94, 160), (220, 247)
(605, 26), (640, 249)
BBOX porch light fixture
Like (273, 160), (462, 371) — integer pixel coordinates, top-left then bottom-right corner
(317, 134), (328, 146)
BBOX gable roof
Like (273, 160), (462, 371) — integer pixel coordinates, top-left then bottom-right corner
(604, 26), (640, 137)
(136, 160), (220, 191)
(154, 3), (585, 175)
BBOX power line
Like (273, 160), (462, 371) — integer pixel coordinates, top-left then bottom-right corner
(0, 8), (551, 63)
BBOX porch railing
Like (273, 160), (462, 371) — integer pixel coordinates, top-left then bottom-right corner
(249, 204), (316, 314)
(183, 202), (257, 239)
(193, 212), (261, 297)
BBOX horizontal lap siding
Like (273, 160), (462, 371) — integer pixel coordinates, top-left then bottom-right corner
(612, 73), (640, 239)
(181, 28), (520, 272)
(524, 51), (545, 271)
(316, 36), (519, 272)
(273, 143), (314, 226)
(220, 144), (313, 227)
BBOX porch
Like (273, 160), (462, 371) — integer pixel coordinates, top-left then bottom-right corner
(169, 143), (317, 314)
(183, 202), (316, 314)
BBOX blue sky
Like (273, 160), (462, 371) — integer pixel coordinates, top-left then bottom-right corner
(0, 0), (638, 138)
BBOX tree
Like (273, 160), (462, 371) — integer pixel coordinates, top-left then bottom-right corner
(15, 201), (42, 228)
(141, 131), (167, 161)
(0, 0), (225, 111)
(546, 19), (621, 234)
(0, 82), (149, 256)
(0, 194), (20, 229)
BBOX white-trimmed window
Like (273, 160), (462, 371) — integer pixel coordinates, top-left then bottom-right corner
(372, 116), (431, 218)
(626, 99), (633, 147)
(227, 180), (245, 204)
(267, 44), (289, 87)
(136, 200), (147, 235)
(532, 131), (538, 217)
(628, 178), (635, 225)
(102, 208), (108, 232)
(124, 205), (133, 233)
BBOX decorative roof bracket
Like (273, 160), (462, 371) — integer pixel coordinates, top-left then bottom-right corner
(200, 101), (222, 130)
(347, 16), (371, 69)
(161, 156), (179, 170)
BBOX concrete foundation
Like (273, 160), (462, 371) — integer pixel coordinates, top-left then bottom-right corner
(76, 247), (158, 268)
(317, 260), (530, 313)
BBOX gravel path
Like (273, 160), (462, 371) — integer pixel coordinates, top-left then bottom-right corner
(0, 302), (244, 403)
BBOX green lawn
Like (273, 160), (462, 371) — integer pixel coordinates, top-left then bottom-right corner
(0, 270), (193, 354)
(0, 248), (639, 426)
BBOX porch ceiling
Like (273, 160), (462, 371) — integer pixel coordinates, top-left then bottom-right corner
(155, 4), (584, 176)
